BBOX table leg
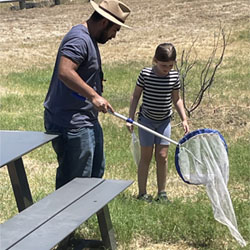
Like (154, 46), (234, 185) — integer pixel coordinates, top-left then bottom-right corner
(97, 205), (117, 250)
(7, 158), (33, 212)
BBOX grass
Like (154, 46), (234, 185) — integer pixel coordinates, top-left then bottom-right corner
(1, 34), (250, 250)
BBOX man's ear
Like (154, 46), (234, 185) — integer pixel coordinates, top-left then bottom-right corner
(101, 18), (109, 29)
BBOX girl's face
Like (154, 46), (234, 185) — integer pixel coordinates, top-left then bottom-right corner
(154, 60), (175, 76)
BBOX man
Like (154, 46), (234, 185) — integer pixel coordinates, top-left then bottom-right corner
(44, 0), (131, 189)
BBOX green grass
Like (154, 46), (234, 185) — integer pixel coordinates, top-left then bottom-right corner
(228, 140), (250, 183)
(236, 29), (250, 42)
(0, 54), (249, 249)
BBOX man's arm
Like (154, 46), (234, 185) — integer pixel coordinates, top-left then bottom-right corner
(58, 55), (114, 113)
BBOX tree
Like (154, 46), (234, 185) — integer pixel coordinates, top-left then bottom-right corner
(177, 27), (230, 117)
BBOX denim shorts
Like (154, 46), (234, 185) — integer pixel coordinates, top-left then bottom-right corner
(138, 115), (171, 146)
(44, 111), (105, 189)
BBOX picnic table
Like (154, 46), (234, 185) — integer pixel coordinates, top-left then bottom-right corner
(0, 130), (59, 212)
(0, 0), (60, 9)
(0, 130), (133, 249)
(0, 0), (25, 9)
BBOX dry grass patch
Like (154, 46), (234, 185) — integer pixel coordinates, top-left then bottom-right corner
(0, 0), (249, 74)
(124, 235), (197, 250)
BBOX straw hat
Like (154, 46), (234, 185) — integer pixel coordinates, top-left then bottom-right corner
(90, 0), (131, 29)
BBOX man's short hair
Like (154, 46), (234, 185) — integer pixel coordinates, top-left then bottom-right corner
(91, 11), (115, 29)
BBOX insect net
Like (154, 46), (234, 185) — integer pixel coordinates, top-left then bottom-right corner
(175, 129), (247, 247)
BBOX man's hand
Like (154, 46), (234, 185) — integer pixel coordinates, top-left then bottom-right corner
(91, 95), (114, 113)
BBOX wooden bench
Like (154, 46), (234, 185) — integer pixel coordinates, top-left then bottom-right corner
(0, 177), (133, 250)
(0, 0), (26, 9)
(0, 0), (61, 9)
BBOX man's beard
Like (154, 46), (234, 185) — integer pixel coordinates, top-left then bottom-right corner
(96, 27), (110, 44)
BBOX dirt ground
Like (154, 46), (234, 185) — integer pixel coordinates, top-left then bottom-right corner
(0, 0), (249, 76)
(0, 1), (249, 249)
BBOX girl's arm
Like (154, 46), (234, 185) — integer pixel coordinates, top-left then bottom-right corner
(172, 89), (190, 134)
(127, 85), (143, 132)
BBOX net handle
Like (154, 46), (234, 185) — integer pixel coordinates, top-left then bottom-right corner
(70, 91), (179, 146)
(109, 111), (179, 146)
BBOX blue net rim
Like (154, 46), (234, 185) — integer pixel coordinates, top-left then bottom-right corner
(174, 128), (228, 185)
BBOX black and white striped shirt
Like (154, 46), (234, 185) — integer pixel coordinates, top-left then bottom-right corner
(137, 67), (181, 121)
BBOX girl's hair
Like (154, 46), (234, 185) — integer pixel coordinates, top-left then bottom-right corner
(154, 43), (176, 62)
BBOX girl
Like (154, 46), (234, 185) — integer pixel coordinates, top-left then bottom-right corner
(127, 43), (189, 202)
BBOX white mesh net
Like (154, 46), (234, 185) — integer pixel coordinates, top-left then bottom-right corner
(111, 111), (247, 247)
(176, 130), (247, 247)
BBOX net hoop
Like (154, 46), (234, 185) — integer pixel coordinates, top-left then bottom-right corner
(175, 128), (228, 185)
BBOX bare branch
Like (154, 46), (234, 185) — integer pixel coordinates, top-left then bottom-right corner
(177, 26), (230, 117)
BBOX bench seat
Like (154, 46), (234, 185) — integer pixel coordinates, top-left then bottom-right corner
(0, 177), (133, 250)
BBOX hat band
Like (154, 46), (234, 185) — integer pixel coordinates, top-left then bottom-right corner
(99, 5), (125, 24)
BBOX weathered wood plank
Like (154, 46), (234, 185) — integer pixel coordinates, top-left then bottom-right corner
(0, 178), (104, 249)
(0, 178), (133, 250)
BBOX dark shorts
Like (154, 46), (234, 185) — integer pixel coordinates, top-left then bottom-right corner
(138, 115), (171, 147)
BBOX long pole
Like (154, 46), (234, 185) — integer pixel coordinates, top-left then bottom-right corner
(71, 92), (179, 146)
(109, 111), (179, 146)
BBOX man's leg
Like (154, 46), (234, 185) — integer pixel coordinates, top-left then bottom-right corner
(92, 122), (105, 178)
(45, 122), (96, 189)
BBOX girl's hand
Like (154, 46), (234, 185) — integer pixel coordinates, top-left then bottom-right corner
(126, 122), (133, 133)
(182, 120), (190, 135)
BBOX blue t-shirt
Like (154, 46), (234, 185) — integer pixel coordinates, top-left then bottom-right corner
(44, 24), (103, 129)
